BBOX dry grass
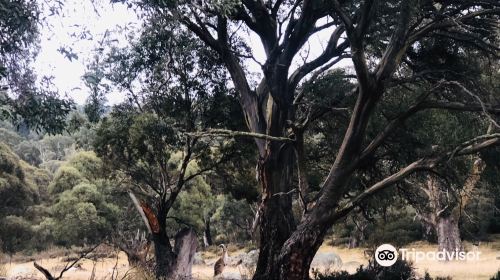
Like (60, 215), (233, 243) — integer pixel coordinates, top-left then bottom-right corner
(0, 262), (7, 277)
(4, 238), (500, 280)
(404, 240), (500, 280)
(316, 238), (500, 280)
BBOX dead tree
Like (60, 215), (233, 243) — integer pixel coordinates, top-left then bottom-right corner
(127, 192), (198, 279)
(408, 158), (487, 257)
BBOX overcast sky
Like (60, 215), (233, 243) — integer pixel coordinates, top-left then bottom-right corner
(34, 2), (350, 106)
(34, 1), (138, 105)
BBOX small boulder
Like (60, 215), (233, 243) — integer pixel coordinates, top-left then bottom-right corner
(241, 250), (259, 269)
(311, 252), (343, 271)
(193, 252), (204, 265)
(215, 271), (241, 280)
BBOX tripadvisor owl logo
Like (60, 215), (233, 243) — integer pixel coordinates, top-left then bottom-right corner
(375, 244), (398, 267)
(374, 243), (481, 266)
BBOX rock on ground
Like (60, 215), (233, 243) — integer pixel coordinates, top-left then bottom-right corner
(193, 252), (204, 265)
(214, 271), (241, 280)
(240, 250), (258, 269)
(311, 252), (343, 271)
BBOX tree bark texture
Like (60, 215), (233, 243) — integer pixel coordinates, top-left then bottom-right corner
(153, 228), (198, 279)
(436, 216), (462, 254)
(253, 144), (297, 280)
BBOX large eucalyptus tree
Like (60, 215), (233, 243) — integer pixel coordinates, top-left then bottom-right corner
(118, 0), (500, 279)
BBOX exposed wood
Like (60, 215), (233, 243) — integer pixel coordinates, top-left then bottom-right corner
(128, 192), (152, 235)
(173, 228), (198, 279)
(140, 201), (160, 234)
(34, 262), (55, 280)
(187, 128), (294, 142)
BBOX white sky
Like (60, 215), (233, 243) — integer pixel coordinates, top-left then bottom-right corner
(34, 1), (138, 105)
(34, 2), (350, 106)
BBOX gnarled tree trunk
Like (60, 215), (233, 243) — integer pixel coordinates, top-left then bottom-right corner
(436, 216), (462, 254)
(153, 228), (198, 279)
(129, 193), (198, 279)
(412, 158), (486, 260)
(253, 144), (297, 280)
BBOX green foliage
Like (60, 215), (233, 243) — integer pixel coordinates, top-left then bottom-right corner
(68, 151), (103, 179)
(19, 160), (51, 201)
(14, 140), (41, 166)
(0, 142), (54, 253)
(40, 159), (64, 174)
(38, 135), (75, 161)
(366, 212), (423, 247)
(48, 165), (85, 194)
(0, 0), (73, 133)
(0, 142), (24, 178)
(170, 172), (215, 233)
(40, 151), (121, 247)
(83, 52), (110, 123)
(0, 127), (23, 147)
(67, 110), (88, 133)
(212, 196), (254, 243)
(0, 0), (38, 56)
(0, 143), (36, 215)
(72, 124), (97, 150)
(50, 182), (119, 246)
(0, 215), (34, 254)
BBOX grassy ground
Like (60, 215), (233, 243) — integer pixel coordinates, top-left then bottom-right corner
(2, 238), (500, 280)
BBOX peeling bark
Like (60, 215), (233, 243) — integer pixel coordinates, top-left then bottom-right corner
(253, 144), (297, 280)
(437, 216), (462, 254)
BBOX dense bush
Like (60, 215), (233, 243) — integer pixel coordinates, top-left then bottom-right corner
(313, 259), (417, 280)
(48, 165), (86, 194)
(0, 215), (34, 254)
(50, 182), (119, 246)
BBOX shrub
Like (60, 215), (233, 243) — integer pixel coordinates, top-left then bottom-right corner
(48, 165), (85, 194)
(0, 215), (34, 254)
(490, 271), (500, 280)
(423, 272), (453, 280)
(313, 259), (417, 280)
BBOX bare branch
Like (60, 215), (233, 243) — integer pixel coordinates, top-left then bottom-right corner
(288, 25), (348, 90)
(445, 81), (500, 128)
(34, 245), (100, 280)
(420, 101), (500, 114)
(375, 0), (414, 81)
(187, 128), (294, 142)
(332, 0), (354, 33)
(333, 135), (500, 220)
(408, 8), (500, 44)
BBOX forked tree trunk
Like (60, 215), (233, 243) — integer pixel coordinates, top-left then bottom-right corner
(172, 228), (198, 279)
(275, 223), (327, 280)
(153, 231), (177, 278)
(154, 228), (198, 279)
(436, 216), (462, 255)
(411, 158), (486, 261)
